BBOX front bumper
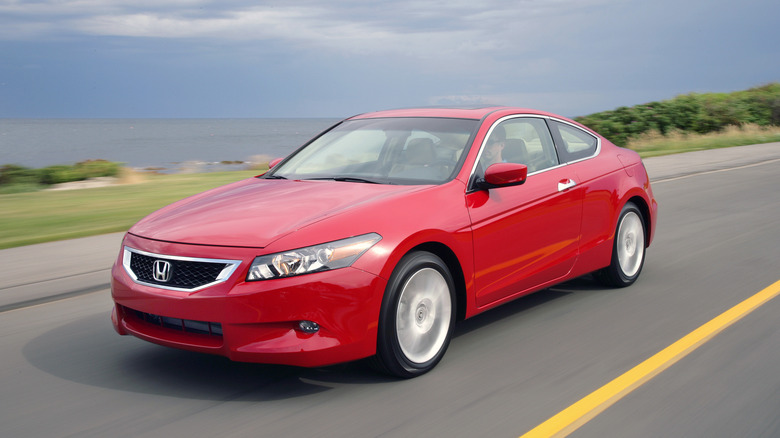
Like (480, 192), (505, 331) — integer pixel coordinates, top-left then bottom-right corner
(110, 234), (386, 368)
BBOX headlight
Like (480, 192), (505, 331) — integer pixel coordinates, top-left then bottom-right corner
(246, 233), (382, 281)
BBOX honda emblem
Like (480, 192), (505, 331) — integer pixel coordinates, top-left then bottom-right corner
(152, 260), (172, 282)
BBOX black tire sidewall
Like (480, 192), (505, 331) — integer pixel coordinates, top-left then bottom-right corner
(610, 203), (646, 286)
(375, 251), (456, 378)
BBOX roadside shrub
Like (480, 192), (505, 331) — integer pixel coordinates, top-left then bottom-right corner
(74, 159), (121, 179)
(1, 159), (122, 187)
(0, 165), (41, 185)
(575, 82), (780, 146)
(39, 165), (82, 185)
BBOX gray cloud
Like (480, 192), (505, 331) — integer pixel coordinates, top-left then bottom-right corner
(1, 0), (778, 117)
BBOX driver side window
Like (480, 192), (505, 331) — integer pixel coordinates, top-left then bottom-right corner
(488, 117), (558, 174)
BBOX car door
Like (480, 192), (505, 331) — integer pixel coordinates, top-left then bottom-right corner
(547, 119), (608, 267)
(467, 116), (583, 308)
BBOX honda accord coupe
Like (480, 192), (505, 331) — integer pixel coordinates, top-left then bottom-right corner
(111, 106), (657, 378)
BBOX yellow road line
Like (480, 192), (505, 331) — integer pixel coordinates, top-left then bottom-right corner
(520, 278), (780, 438)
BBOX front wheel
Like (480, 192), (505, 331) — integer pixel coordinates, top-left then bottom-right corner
(372, 251), (455, 378)
(596, 202), (647, 287)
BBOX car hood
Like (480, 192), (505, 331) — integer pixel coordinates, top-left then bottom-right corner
(129, 178), (426, 248)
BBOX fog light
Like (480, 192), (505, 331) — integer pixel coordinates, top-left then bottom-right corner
(298, 320), (320, 334)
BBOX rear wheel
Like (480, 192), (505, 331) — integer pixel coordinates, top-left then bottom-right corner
(596, 202), (646, 287)
(372, 251), (455, 378)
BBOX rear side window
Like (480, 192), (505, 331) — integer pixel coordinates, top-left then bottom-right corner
(551, 121), (599, 162)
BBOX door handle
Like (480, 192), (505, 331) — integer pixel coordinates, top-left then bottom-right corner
(558, 179), (576, 192)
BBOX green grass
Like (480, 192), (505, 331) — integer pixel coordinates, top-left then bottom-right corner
(626, 124), (780, 157)
(0, 183), (47, 194)
(0, 170), (259, 249)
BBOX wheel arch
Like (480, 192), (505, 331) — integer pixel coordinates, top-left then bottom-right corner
(625, 195), (651, 247)
(408, 242), (468, 322)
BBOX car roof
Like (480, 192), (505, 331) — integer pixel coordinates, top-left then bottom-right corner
(348, 106), (556, 121)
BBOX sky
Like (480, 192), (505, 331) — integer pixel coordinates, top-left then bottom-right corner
(1, 0), (778, 119)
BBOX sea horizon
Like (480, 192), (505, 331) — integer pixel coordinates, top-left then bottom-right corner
(0, 118), (341, 171)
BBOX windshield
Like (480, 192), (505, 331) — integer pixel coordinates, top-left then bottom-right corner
(266, 117), (478, 185)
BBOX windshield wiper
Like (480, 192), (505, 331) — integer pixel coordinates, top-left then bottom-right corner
(263, 175), (288, 180)
(306, 176), (389, 184)
(332, 176), (382, 184)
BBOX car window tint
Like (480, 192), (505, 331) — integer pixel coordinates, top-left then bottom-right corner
(483, 117), (558, 174)
(552, 121), (599, 162)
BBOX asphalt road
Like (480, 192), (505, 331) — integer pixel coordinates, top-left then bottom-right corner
(1, 144), (779, 437)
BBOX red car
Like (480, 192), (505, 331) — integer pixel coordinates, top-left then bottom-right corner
(111, 107), (657, 378)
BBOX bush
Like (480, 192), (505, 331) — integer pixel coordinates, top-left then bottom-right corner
(0, 165), (41, 186)
(1, 160), (122, 187)
(74, 159), (121, 179)
(39, 165), (83, 185)
(575, 82), (780, 146)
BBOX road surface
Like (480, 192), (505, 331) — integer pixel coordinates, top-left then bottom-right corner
(1, 143), (779, 437)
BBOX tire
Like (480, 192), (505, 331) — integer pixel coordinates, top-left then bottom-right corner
(596, 202), (647, 287)
(372, 251), (456, 378)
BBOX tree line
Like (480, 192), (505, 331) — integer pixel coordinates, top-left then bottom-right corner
(575, 83), (780, 146)
(0, 160), (121, 187)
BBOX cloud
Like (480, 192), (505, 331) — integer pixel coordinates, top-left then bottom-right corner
(67, 4), (485, 61)
(0, 0), (604, 58)
(2, 0), (777, 118)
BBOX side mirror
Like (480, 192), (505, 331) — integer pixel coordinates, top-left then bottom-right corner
(477, 163), (527, 189)
(268, 157), (284, 169)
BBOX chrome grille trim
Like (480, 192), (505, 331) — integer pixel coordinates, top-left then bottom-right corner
(122, 246), (242, 292)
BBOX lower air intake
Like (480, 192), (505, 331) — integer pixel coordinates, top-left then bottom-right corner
(129, 307), (223, 336)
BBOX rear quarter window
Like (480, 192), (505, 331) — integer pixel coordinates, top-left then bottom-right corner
(551, 121), (599, 162)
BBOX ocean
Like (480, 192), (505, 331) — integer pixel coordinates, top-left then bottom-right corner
(0, 118), (340, 172)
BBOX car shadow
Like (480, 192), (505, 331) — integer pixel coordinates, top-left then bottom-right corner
(22, 311), (399, 401)
(22, 276), (607, 400)
(453, 275), (604, 338)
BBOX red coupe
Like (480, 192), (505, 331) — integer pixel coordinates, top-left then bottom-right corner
(111, 107), (657, 378)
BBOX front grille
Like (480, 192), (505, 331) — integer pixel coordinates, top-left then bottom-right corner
(130, 252), (228, 289)
(123, 247), (241, 291)
(128, 306), (223, 336)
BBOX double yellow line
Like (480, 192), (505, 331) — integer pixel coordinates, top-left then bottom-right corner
(521, 278), (780, 438)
